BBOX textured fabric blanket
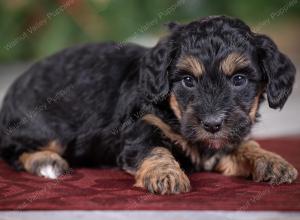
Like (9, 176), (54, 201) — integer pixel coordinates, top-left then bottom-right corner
(0, 138), (299, 211)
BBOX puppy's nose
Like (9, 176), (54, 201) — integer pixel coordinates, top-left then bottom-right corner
(201, 116), (223, 133)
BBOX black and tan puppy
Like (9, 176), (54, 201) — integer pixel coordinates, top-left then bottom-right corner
(0, 16), (297, 194)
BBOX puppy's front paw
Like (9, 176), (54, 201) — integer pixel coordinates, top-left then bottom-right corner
(134, 147), (190, 194)
(252, 153), (298, 184)
(135, 165), (190, 194)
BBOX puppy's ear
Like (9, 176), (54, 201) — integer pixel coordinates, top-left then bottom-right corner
(139, 39), (173, 102)
(256, 34), (296, 109)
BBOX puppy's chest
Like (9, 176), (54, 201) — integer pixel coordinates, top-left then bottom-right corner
(199, 153), (223, 171)
(173, 142), (226, 171)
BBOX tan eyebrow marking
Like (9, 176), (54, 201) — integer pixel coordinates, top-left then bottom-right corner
(220, 52), (250, 75)
(176, 55), (205, 77)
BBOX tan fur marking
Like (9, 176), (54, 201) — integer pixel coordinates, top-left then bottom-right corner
(134, 147), (190, 194)
(19, 151), (63, 173)
(177, 55), (205, 76)
(41, 140), (64, 155)
(142, 114), (200, 167)
(215, 140), (298, 183)
(19, 141), (68, 175)
(220, 52), (250, 75)
(169, 93), (182, 119)
(216, 152), (251, 177)
(216, 141), (265, 177)
(249, 95), (260, 122)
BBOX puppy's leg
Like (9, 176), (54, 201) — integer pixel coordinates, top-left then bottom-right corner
(215, 140), (298, 184)
(19, 141), (69, 179)
(134, 147), (190, 194)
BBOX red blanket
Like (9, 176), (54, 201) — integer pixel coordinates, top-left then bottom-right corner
(0, 138), (299, 211)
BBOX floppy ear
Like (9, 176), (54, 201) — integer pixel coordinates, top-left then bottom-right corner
(256, 34), (296, 109)
(139, 38), (173, 103)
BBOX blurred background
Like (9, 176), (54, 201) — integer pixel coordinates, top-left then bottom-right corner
(0, 0), (299, 138)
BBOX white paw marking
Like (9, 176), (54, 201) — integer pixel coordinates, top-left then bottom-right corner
(39, 165), (59, 179)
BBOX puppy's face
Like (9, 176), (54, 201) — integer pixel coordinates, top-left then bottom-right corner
(170, 51), (259, 148)
(140, 16), (295, 149)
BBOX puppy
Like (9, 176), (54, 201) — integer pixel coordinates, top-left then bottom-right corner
(0, 16), (297, 194)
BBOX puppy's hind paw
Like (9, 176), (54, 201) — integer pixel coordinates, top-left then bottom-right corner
(38, 162), (68, 179)
(20, 151), (69, 179)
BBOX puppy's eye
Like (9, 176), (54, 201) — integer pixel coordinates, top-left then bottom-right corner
(231, 74), (248, 87)
(182, 76), (195, 88)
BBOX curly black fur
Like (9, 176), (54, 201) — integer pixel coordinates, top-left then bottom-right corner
(0, 16), (295, 176)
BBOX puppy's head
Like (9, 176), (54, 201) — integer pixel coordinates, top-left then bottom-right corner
(140, 16), (296, 149)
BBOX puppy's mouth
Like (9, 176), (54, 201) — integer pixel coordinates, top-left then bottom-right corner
(182, 113), (246, 150)
(184, 126), (230, 149)
(201, 136), (228, 149)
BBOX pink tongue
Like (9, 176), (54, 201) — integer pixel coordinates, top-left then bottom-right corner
(207, 139), (223, 149)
